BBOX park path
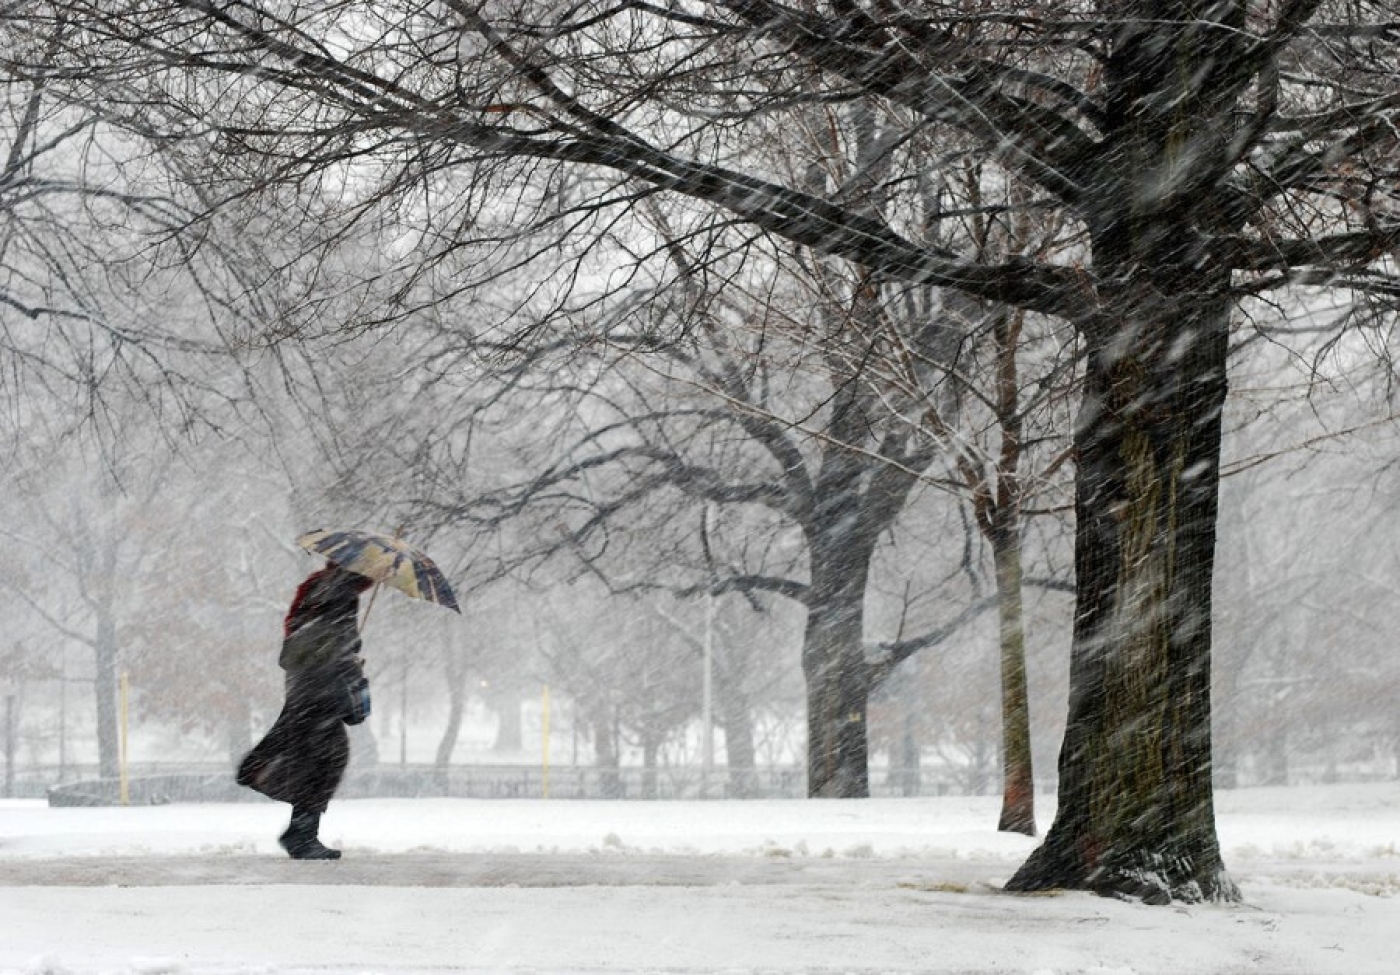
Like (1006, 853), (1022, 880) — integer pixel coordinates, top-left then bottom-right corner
(0, 850), (1008, 889)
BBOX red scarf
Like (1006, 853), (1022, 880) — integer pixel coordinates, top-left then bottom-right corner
(284, 566), (373, 636)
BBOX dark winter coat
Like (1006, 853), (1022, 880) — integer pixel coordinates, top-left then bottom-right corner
(236, 566), (372, 813)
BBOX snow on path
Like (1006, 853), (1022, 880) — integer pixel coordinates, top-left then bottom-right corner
(0, 784), (1396, 974)
(4, 880), (1391, 975)
(0, 794), (1037, 861)
(0, 851), (1008, 890)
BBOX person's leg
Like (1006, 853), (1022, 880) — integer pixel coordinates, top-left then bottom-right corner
(276, 696), (349, 860)
(279, 803), (341, 860)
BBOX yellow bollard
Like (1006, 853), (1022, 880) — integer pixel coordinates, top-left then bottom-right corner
(118, 672), (130, 806)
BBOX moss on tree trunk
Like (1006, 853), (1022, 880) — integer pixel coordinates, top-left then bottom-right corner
(994, 525), (1035, 835)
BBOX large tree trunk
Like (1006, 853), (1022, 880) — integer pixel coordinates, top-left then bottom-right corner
(1007, 270), (1236, 903)
(1009, 7), (1247, 897)
(802, 553), (873, 798)
(993, 519), (1035, 835)
(802, 646), (868, 798)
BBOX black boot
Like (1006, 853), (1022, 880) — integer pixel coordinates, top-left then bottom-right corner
(279, 808), (341, 860)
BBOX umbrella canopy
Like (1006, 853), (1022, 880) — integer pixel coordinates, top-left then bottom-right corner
(296, 529), (460, 613)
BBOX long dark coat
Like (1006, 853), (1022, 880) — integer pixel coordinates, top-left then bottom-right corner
(237, 567), (370, 813)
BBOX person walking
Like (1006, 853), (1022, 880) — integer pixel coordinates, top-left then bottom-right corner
(237, 562), (374, 859)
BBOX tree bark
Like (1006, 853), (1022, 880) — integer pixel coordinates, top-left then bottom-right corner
(1006, 4), (1250, 898)
(993, 520), (1035, 835)
(1007, 269), (1237, 903)
(802, 552), (873, 798)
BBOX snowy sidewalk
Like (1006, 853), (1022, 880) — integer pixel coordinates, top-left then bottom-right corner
(0, 850), (1004, 890)
(1, 786), (1397, 974)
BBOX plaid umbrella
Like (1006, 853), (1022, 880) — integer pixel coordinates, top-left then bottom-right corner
(296, 529), (461, 618)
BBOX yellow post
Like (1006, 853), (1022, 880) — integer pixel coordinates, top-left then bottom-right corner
(541, 686), (551, 799)
(118, 672), (130, 806)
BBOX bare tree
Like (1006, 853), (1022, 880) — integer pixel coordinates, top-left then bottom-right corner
(125, 465), (297, 764)
(17, 0), (1400, 901)
(0, 54), (279, 454)
(472, 305), (951, 799)
(1, 441), (163, 778)
(0, 43), (318, 775)
(880, 163), (1078, 833)
(1213, 325), (1400, 787)
(536, 584), (702, 798)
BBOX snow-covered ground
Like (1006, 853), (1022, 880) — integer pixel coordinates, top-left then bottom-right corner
(1, 783), (1396, 974)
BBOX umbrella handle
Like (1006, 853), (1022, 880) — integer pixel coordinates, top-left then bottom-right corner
(359, 580), (383, 634)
